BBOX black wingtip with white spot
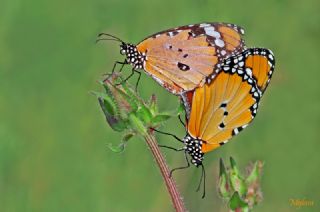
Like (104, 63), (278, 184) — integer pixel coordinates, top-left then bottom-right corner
(207, 49), (263, 118)
(208, 47), (275, 97)
(225, 23), (245, 35)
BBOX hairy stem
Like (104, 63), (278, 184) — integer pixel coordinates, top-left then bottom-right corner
(144, 132), (186, 212)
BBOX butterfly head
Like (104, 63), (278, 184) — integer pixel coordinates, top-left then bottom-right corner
(120, 43), (146, 70)
(184, 134), (204, 167)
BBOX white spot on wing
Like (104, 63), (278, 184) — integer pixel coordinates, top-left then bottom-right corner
(246, 68), (252, 77)
(233, 128), (239, 135)
(204, 27), (221, 38)
(200, 23), (211, 27)
(268, 53), (274, 60)
(223, 66), (230, 71)
(215, 39), (225, 47)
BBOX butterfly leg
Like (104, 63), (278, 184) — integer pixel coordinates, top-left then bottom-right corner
(104, 60), (127, 80)
(152, 128), (183, 143)
(115, 68), (140, 88)
(115, 68), (135, 86)
(178, 114), (186, 127)
(134, 70), (141, 92)
(158, 145), (184, 152)
(117, 61), (126, 73)
(111, 60), (127, 75)
(169, 152), (190, 177)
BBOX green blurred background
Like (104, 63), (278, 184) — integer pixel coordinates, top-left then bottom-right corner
(1, 0), (319, 211)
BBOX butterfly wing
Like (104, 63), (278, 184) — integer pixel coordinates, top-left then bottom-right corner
(183, 47), (275, 118)
(209, 48), (275, 93)
(186, 67), (261, 153)
(136, 23), (246, 94)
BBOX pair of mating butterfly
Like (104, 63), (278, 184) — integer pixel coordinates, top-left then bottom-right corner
(99, 22), (275, 197)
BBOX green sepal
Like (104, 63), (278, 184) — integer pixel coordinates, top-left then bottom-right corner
(93, 91), (118, 116)
(151, 114), (172, 125)
(229, 157), (247, 196)
(230, 157), (240, 175)
(108, 142), (126, 153)
(128, 113), (147, 136)
(218, 158), (231, 199)
(245, 161), (264, 207)
(98, 97), (127, 132)
(136, 106), (153, 124)
(246, 161), (263, 185)
(148, 94), (158, 115)
(121, 82), (141, 110)
(122, 132), (135, 142)
(149, 102), (185, 126)
(229, 192), (249, 211)
(101, 79), (139, 115)
(107, 132), (135, 153)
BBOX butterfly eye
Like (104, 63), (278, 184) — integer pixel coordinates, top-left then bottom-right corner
(120, 43), (128, 55)
(120, 49), (126, 55)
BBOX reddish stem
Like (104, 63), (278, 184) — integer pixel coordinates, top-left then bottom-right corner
(144, 132), (186, 212)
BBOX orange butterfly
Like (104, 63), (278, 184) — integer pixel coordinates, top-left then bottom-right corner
(180, 48), (275, 167)
(98, 22), (245, 94)
(154, 48), (274, 197)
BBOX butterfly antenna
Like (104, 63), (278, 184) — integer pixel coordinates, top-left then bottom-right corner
(201, 164), (206, 198)
(196, 164), (206, 198)
(196, 165), (203, 192)
(96, 38), (122, 44)
(97, 33), (124, 43)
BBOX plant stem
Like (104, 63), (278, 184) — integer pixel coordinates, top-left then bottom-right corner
(144, 132), (186, 212)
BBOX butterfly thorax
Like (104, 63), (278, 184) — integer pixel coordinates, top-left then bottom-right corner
(183, 134), (204, 167)
(120, 43), (146, 70)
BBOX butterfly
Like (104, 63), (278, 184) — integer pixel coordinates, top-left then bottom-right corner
(181, 48), (275, 166)
(98, 22), (245, 94)
(156, 48), (275, 197)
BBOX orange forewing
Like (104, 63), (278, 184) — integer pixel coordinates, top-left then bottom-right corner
(136, 22), (245, 94)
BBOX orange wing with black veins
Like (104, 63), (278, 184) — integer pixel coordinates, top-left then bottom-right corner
(187, 68), (260, 153)
(136, 22), (246, 94)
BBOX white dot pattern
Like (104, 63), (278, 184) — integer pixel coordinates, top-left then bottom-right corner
(183, 135), (204, 167)
(120, 43), (146, 70)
